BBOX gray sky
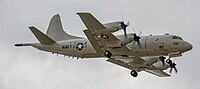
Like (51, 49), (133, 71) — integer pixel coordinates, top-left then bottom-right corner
(1, 0), (200, 89)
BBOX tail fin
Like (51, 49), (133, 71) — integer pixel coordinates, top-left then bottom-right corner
(29, 26), (56, 44)
(46, 14), (82, 41)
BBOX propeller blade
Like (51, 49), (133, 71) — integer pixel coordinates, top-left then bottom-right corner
(138, 30), (142, 36)
(120, 15), (130, 39)
(159, 56), (166, 65)
(169, 68), (173, 74)
(174, 66), (178, 73)
(168, 61), (178, 74)
(133, 33), (141, 48)
(121, 14), (124, 22)
(127, 21), (130, 26)
(121, 22), (128, 38)
(138, 41), (141, 48)
(123, 28), (127, 38)
(133, 27), (136, 33)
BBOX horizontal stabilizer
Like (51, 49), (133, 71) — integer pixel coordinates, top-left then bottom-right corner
(29, 26), (56, 44)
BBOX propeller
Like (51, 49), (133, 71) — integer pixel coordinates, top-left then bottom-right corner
(166, 59), (178, 74)
(121, 22), (128, 38)
(120, 15), (130, 38)
(132, 29), (142, 48)
(133, 33), (141, 48)
(120, 15), (141, 48)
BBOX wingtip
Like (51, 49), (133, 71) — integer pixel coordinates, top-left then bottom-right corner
(28, 26), (35, 29)
(28, 26), (37, 31)
(77, 12), (91, 15)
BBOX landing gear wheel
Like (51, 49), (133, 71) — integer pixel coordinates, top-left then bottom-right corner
(104, 50), (112, 58)
(130, 70), (138, 77)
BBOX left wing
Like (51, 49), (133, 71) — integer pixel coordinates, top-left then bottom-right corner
(107, 57), (170, 77)
(77, 12), (132, 55)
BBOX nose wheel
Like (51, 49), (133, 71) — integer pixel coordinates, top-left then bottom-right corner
(104, 50), (112, 58)
(130, 70), (138, 77)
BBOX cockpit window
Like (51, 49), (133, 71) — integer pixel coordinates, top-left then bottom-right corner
(172, 36), (178, 39)
(177, 36), (183, 40)
(172, 36), (183, 40)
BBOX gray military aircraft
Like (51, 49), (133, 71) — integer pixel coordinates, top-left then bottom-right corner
(15, 12), (192, 77)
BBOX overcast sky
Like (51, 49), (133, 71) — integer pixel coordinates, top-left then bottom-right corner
(1, 0), (200, 89)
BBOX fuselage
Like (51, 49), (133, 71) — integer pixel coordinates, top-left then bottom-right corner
(31, 33), (192, 59)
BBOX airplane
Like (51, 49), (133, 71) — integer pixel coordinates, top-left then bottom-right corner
(15, 12), (193, 77)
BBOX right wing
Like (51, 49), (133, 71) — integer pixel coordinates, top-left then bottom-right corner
(107, 57), (170, 77)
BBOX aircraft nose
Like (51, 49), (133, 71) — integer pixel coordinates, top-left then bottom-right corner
(184, 41), (193, 52)
(187, 42), (193, 50)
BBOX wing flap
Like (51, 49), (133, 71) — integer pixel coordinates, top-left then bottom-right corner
(144, 69), (171, 77)
(83, 29), (104, 54)
(107, 58), (134, 70)
(107, 57), (147, 70)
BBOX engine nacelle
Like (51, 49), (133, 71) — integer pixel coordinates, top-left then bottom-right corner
(143, 56), (159, 65)
(103, 21), (123, 32)
(153, 60), (170, 70)
(120, 38), (133, 46)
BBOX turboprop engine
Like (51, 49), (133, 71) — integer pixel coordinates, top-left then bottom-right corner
(104, 21), (122, 31)
(103, 21), (129, 33)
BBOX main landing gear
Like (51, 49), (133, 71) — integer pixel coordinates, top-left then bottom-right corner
(104, 50), (112, 58)
(130, 70), (138, 77)
(104, 50), (138, 77)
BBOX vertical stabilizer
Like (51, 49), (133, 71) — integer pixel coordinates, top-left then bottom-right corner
(46, 14), (82, 41)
